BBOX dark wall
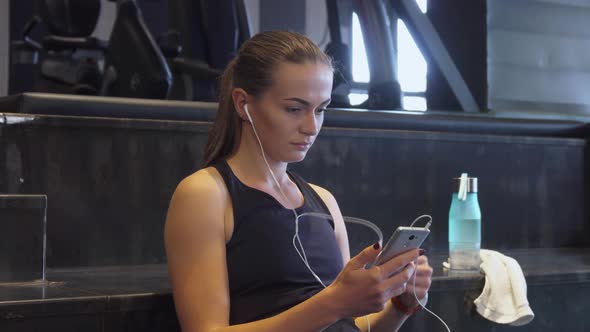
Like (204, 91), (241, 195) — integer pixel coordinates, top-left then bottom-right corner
(1, 116), (205, 267)
(260, 0), (305, 33)
(1, 107), (588, 268)
(293, 128), (587, 255)
(426, 0), (487, 111)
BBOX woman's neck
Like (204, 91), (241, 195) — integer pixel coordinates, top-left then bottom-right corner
(227, 131), (290, 189)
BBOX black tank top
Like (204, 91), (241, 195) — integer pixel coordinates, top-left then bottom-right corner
(214, 161), (360, 331)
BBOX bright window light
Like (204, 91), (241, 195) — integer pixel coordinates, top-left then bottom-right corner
(351, 12), (370, 83)
(416, 0), (427, 13)
(403, 96), (427, 111)
(397, 20), (427, 92)
(349, 93), (369, 106)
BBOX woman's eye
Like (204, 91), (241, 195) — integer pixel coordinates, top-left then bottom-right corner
(287, 107), (301, 113)
(316, 108), (326, 113)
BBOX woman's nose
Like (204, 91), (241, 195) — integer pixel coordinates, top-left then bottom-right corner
(300, 111), (321, 135)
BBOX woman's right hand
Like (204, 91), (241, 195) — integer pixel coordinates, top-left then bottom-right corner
(324, 244), (420, 318)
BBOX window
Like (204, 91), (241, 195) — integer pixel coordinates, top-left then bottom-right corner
(349, 12), (370, 106)
(350, 0), (428, 111)
(351, 13), (370, 84)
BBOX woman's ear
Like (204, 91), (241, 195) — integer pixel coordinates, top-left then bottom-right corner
(231, 88), (249, 121)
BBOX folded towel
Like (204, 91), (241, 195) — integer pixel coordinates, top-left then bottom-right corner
(474, 249), (534, 326)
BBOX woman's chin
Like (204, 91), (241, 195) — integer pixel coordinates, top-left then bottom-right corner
(284, 151), (308, 163)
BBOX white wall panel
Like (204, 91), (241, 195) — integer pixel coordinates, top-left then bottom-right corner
(488, 0), (590, 111)
(489, 29), (590, 71)
(489, 0), (590, 38)
(489, 65), (590, 105)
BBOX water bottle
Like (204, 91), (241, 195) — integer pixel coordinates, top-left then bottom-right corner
(448, 174), (481, 271)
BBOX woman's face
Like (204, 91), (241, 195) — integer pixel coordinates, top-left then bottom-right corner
(247, 61), (333, 163)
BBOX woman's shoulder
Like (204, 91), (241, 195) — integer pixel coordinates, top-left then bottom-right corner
(165, 166), (230, 237)
(308, 183), (337, 205)
(172, 166), (227, 203)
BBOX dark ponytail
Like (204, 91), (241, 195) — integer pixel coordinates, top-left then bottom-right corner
(202, 59), (242, 167)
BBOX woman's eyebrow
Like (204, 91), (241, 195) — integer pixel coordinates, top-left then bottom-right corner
(283, 97), (310, 106)
(283, 97), (332, 106)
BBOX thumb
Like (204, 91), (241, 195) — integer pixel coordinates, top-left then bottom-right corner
(348, 242), (381, 269)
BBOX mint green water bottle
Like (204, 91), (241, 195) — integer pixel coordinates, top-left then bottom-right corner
(448, 174), (481, 271)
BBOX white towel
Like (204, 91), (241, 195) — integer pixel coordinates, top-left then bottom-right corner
(473, 249), (534, 326)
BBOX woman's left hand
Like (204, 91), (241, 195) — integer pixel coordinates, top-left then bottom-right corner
(395, 255), (433, 310)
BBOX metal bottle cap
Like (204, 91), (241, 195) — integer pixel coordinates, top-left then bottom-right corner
(452, 177), (478, 193)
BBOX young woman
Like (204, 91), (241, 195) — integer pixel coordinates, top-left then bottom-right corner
(164, 30), (433, 332)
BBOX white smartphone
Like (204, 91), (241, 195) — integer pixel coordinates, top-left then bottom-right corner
(366, 226), (430, 268)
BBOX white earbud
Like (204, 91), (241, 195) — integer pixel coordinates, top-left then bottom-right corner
(243, 104), (254, 124)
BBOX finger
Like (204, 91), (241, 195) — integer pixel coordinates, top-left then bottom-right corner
(390, 285), (408, 298)
(407, 266), (419, 283)
(407, 270), (429, 285)
(404, 281), (429, 297)
(414, 264), (433, 274)
(384, 262), (415, 290)
(414, 257), (432, 269)
(414, 264), (433, 278)
(408, 278), (431, 289)
(390, 278), (412, 298)
(407, 283), (429, 295)
(348, 242), (382, 269)
(409, 275), (432, 290)
(414, 270), (433, 279)
(415, 255), (429, 265)
(378, 249), (420, 276)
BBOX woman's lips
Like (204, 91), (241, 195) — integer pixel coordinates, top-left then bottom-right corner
(291, 142), (311, 150)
